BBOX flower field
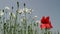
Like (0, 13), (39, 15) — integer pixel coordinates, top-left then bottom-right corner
(0, 1), (60, 34)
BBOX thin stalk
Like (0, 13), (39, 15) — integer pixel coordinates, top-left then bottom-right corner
(9, 6), (14, 34)
(9, 12), (12, 34)
(14, 1), (19, 34)
(23, 3), (27, 34)
(2, 10), (5, 34)
(2, 10), (6, 34)
(3, 23), (6, 34)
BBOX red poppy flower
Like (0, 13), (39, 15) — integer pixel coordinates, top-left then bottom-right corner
(40, 16), (53, 29)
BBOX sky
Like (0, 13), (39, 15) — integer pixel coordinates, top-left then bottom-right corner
(0, 0), (60, 32)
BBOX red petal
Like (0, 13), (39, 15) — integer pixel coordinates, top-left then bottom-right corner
(40, 24), (46, 29)
(41, 16), (46, 24)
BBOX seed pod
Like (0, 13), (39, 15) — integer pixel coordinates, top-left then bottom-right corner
(17, 1), (19, 8)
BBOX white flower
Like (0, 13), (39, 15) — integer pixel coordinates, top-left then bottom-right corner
(9, 12), (16, 18)
(24, 8), (33, 14)
(0, 10), (4, 16)
(18, 9), (24, 14)
(18, 8), (33, 14)
(28, 9), (32, 14)
(24, 8), (28, 12)
(5, 6), (10, 10)
(36, 20), (40, 24)
(23, 8), (29, 13)
(23, 8), (27, 13)
(34, 16), (38, 18)
(33, 16), (38, 20)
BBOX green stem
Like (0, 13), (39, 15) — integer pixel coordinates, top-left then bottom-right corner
(9, 12), (12, 34)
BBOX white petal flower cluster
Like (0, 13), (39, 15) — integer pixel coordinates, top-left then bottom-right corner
(23, 8), (32, 14)
(18, 8), (32, 14)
